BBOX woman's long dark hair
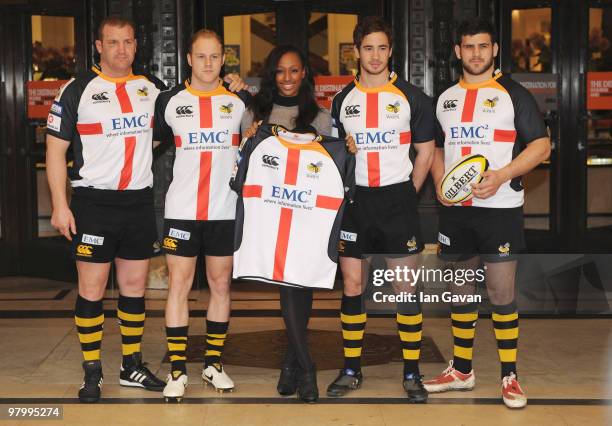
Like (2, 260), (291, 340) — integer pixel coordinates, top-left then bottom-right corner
(250, 45), (321, 130)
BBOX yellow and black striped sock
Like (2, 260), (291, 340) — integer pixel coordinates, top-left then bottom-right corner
(204, 320), (228, 367)
(166, 326), (188, 377)
(117, 295), (145, 366)
(396, 301), (423, 376)
(492, 301), (519, 378)
(75, 295), (104, 361)
(451, 302), (478, 374)
(341, 294), (366, 372)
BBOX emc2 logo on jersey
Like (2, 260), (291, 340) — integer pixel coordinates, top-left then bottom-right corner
(354, 130), (397, 145)
(448, 124), (490, 140)
(111, 113), (150, 130)
(187, 129), (230, 144)
(270, 185), (312, 204)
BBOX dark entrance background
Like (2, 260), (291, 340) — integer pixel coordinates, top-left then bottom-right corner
(0, 0), (610, 280)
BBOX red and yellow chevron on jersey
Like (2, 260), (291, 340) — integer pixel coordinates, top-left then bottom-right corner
(435, 71), (548, 208)
(46, 65), (164, 190)
(154, 80), (250, 220)
(231, 125), (355, 289)
(331, 72), (435, 187)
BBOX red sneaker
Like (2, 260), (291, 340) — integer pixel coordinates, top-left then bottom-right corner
(502, 372), (527, 408)
(423, 360), (475, 393)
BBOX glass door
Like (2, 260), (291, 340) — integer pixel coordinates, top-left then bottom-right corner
(500, 0), (561, 250)
(585, 1), (612, 247)
(20, 1), (87, 280)
(204, 0), (382, 89)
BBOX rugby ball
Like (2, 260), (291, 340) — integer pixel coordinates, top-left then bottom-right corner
(440, 154), (489, 204)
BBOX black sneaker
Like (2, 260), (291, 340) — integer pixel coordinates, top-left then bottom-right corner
(326, 368), (363, 397)
(119, 352), (165, 391)
(78, 360), (103, 403)
(403, 373), (428, 403)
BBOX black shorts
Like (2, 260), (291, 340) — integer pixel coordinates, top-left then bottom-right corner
(162, 219), (234, 257)
(437, 206), (525, 263)
(339, 181), (424, 259)
(70, 187), (157, 263)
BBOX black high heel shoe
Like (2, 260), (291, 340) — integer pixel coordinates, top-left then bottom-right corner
(297, 364), (318, 403)
(277, 360), (299, 396)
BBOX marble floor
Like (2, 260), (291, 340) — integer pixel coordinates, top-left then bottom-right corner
(0, 277), (611, 425)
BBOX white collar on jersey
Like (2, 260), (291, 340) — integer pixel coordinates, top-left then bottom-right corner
(272, 125), (322, 144)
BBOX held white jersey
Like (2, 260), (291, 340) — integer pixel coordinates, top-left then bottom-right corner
(435, 71), (548, 208)
(46, 65), (164, 190)
(231, 125), (355, 289)
(154, 81), (250, 220)
(331, 72), (435, 187)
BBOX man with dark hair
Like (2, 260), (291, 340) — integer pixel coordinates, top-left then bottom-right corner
(424, 18), (551, 409)
(328, 15), (435, 402)
(46, 15), (167, 403)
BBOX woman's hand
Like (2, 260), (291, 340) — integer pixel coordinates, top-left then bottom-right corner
(346, 134), (357, 154)
(243, 120), (262, 139)
(223, 73), (249, 92)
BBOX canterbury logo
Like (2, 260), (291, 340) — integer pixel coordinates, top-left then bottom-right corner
(176, 106), (193, 115)
(345, 105), (360, 116)
(76, 244), (93, 256)
(220, 103), (233, 113)
(443, 99), (457, 109)
(262, 155), (279, 166)
(91, 92), (109, 101)
(483, 96), (499, 108)
(386, 101), (400, 113)
(163, 238), (178, 250)
(136, 87), (148, 96)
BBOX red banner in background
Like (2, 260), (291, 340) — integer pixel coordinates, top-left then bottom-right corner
(27, 80), (68, 119)
(314, 76), (354, 109)
(587, 72), (612, 110)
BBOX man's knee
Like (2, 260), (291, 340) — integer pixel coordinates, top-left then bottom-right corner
(343, 275), (362, 296)
(207, 274), (231, 298)
(77, 262), (111, 300)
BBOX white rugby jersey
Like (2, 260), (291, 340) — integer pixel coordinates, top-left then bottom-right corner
(154, 80), (250, 220)
(331, 72), (435, 187)
(231, 125), (355, 289)
(435, 71), (548, 208)
(46, 65), (164, 190)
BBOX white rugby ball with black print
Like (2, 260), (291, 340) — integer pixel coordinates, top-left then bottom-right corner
(440, 154), (489, 204)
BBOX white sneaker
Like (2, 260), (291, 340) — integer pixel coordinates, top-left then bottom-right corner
(202, 364), (234, 392)
(502, 372), (527, 409)
(163, 373), (188, 401)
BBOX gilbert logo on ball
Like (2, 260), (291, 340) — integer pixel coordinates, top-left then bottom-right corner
(440, 154), (489, 203)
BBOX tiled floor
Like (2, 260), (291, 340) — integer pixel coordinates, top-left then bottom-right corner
(0, 277), (611, 425)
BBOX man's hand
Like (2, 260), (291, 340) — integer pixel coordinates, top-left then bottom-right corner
(243, 120), (262, 139)
(471, 169), (510, 199)
(223, 73), (248, 92)
(51, 205), (76, 241)
(346, 134), (357, 154)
